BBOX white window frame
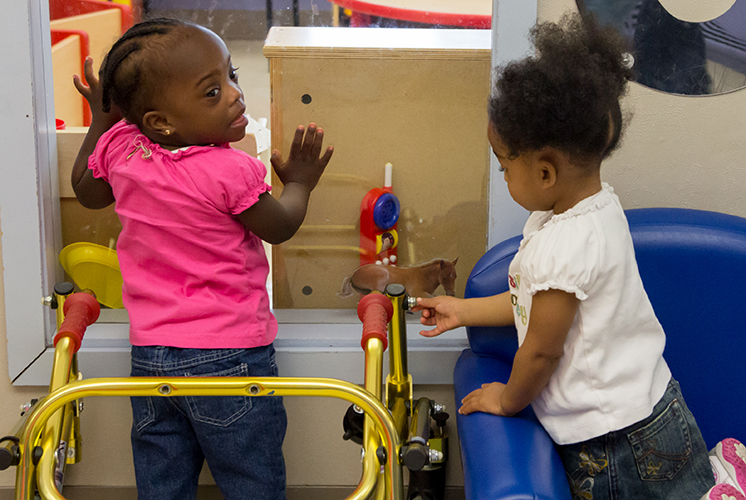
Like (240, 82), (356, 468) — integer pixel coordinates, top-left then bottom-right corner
(2, 0), (535, 386)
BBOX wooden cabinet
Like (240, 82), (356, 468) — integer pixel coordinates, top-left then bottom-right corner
(264, 27), (492, 308)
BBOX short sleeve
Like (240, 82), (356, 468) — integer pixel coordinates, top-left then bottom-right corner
(517, 218), (602, 301)
(88, 120), (133, 181)
(185, 146), (272, 215)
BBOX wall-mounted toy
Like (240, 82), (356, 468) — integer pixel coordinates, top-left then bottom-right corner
(360, 162), (400, 266)
(340, 258), (458, 298)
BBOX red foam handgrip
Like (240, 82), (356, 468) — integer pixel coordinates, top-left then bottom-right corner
(54, 293), (101, 353)
(357, 293), (393, 351)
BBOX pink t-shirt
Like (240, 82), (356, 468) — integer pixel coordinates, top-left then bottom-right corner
(89, 120), (277, 348)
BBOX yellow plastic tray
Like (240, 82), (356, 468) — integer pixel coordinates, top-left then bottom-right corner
(59, 242), (124, 309)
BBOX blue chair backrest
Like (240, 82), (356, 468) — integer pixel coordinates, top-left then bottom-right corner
(464, 208), (746, 448)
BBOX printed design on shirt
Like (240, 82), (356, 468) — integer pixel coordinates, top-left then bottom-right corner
(127, 138), (152, 160)
(508, 273), (527, 325)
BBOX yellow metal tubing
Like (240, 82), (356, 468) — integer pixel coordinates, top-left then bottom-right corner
(350, 434), (381, 500)
(17, 376), (404, 500)
(16, 337), (77, 500)
(385, 289), (412, 439)
(37, 432), (64, 500)
(364, 338), (384, 402)
(345, 338), (384, 500)
(54, 293), (66, 332)
(387, 292), (409, 385)
(48, 337), (75, 393)
(37, 405), (73, 500)
(389, 397), (409, 443)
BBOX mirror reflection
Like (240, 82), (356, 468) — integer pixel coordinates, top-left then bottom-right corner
(578, 0), (746, 95)
(51, 0), (490, 312)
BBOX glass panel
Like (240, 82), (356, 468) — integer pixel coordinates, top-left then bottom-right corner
(578, 0), (746, 95)
(52, 0), (491, 315)
(265, 28), (491, 309)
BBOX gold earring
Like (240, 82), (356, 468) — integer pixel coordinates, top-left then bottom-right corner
(165, 129), (171, 136)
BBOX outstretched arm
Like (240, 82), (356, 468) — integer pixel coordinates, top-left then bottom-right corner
(71, 57), (118, 209)
(459, 288), (578, 416)
(413, 291), (515, 337)
(238, 123), (333, 244)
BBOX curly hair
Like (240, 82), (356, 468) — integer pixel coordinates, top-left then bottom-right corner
(99, 18), (194, 126)
(489, 13), (634, 167)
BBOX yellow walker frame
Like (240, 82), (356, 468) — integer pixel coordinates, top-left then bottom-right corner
(3, 282), (449, 500)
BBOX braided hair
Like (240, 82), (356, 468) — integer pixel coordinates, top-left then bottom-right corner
(100, 18), (191, 125)
(489, 13), (635, 168)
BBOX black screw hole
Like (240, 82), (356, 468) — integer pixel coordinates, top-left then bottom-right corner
(302, 286), (313, 295)
(301, 94), (312, 104)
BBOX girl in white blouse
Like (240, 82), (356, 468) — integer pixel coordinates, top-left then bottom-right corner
(414, 13), (725, 500)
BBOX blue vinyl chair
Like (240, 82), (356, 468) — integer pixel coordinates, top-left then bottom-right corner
(454, 208), (746, 500)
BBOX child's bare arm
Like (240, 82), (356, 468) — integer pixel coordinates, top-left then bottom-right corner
(238, 124), (333, 244)
(414, 291), (515, 337)
(459, 289), (578, 416)
(71, 57), (118, 209)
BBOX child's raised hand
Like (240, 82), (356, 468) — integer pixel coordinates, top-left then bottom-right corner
(459, 382), (513, 417)
(413, 296), (464, 337)
(73, 57), (121, 124)
(270, 123), (333, 191)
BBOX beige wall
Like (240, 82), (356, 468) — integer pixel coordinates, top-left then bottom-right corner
(3, 0), (746, 491)
(540, 0), (746, 217)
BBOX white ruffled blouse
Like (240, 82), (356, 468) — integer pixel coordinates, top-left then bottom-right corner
(508, 183), (671, 445)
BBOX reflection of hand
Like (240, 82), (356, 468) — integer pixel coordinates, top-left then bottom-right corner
(459, 382), (513, 416)
(270, 123), (334, 192)
(413, 296), (463, 337)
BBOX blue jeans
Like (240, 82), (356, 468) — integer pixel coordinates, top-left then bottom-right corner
(130, 344), (287, 500)
(556, 378), (715, 500)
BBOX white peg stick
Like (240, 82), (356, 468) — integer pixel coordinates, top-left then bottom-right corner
(384, 162), (393, 188)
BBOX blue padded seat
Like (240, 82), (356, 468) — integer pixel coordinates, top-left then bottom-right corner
(454, 208), (746, 500)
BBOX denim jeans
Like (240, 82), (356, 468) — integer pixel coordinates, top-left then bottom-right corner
(130, 344), (287, 500)
(556, 378), (715, 500)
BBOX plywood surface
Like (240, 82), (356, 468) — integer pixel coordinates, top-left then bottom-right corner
(50, 9), (123, 73)
(52, 35), (84, 127)
(267, 29), (492, 309)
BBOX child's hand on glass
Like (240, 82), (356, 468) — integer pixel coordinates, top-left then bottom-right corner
(412, 296), (464, 337)
(270, 123), (333, 191)
(459, 382), (514, 417)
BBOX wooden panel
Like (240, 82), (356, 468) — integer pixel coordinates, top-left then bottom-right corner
(265, 27), (492, 309)
(50, 9), (122, 73)
(57, 127), (87, 198)
(51, 35), (84, 127)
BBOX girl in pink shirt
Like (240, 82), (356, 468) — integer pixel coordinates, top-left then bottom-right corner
(71, 18), (332, 500)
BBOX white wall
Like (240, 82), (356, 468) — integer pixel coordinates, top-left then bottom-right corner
(540, 0), (746, 218)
